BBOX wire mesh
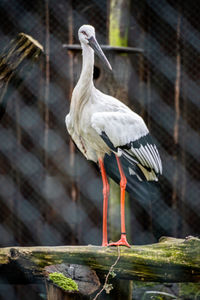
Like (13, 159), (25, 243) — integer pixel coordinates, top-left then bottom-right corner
(0, 0), (199, 299)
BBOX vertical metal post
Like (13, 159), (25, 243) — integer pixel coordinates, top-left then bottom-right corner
(172, 12), (181, 236)
(44, 0), (50, 168)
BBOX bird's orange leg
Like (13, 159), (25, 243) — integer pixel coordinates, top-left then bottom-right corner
(99, 158), (109, 246)
(108, 155), (131, 248)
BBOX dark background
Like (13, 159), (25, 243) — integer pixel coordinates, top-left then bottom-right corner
(0, 0), (199, 299)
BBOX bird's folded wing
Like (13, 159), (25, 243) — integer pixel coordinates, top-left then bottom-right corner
(91, 111), (162, 175)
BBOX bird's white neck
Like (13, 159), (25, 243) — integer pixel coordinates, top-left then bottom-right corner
(78, 42), (94, 89)
(69, 42), (94, 130)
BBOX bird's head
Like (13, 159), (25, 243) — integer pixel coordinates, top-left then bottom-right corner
(78, 25), (95, 44)
(78, 25), (112, 71)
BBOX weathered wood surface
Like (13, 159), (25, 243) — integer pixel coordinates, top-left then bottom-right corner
(0, 237), (200, 283)
(0, 33), (44, 119)
(45, 264), (100, 296)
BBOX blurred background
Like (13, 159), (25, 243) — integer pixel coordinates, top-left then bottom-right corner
(0, 0), (199, 299)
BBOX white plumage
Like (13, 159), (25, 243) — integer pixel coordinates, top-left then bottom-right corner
(65, 25), (162, 247)
(66, 25), (162, 180)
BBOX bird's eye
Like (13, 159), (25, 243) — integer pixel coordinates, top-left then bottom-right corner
(81, 31), (88, 37)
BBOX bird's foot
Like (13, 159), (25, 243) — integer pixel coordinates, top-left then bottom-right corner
(108, 234), (131, 248)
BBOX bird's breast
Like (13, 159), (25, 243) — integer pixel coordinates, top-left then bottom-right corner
(67, 94), (113, 161)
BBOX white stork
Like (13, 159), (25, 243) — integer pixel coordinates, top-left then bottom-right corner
(65, 25), (162, 247)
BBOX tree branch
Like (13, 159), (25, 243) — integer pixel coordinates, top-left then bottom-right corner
(0, 33), (44, 119)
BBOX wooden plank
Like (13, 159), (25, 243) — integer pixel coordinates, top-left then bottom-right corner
(0, 237), (199, 283)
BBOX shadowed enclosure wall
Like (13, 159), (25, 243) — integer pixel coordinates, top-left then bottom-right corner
(0, 0), (199, 250)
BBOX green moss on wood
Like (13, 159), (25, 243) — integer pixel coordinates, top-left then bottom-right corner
(109, 0), (130, 47)
(49, 272), (79, 292)
(109, 22), (128, 47)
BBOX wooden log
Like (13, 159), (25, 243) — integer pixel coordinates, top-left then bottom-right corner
(44, 263), (100, 297)
(0, 237), (199, 283)
(0, 33), (44, 119)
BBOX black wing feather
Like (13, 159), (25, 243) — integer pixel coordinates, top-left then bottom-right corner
(100, 131), (117, 151)
(101, 131), (162, 178)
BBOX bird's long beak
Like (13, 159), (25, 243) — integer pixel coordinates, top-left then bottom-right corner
(88, 36), (112, 71)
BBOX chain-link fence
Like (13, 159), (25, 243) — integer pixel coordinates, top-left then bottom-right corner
(0, 0), (199, 299)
